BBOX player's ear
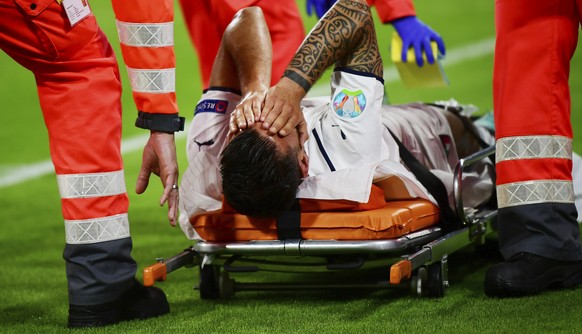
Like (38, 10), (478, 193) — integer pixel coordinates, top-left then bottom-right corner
(298, 149), (309, 178)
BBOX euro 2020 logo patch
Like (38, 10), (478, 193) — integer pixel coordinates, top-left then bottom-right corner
(332, 89), (367, 119)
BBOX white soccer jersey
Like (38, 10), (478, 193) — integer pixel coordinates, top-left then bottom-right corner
(179, 88), (242, 239)
(297, 69), (433, 203)
(303, 69), (386, 175)
(177, 70), (488, 240)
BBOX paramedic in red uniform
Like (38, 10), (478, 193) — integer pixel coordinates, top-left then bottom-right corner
(178, 0), (305, 87)
(0, 0), (184, 327)
(484, 0), (582, 296)
(179, 0), (445, 89)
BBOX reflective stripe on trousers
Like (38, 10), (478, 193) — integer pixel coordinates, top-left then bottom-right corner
(493, 0), (582, 261)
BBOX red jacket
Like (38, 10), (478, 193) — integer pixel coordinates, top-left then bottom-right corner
(112, 0), (183, 132)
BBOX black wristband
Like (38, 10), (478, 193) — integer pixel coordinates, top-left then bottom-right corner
(283, 70), (311, 93)
(135, 112), (185, 133)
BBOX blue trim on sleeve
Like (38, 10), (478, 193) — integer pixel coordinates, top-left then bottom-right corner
(202, 86), (242, 95)
(333, 67), (385, 84)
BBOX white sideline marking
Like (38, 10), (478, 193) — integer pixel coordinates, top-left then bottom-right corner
(0, 37), (495, 189)
(0, 130), (188, 188)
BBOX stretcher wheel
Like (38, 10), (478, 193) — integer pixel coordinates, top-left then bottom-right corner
(199, 265), (220, 300)
(425, 262), (445, 298)
(411, 267), (427, 296)
(412, 262), (446, 298)
(219, 271), (235, 299)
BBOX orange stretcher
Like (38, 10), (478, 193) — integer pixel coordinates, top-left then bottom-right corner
(143, 146), (496, 299)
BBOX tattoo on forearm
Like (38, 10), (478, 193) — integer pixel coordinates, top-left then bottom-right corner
(283, 0), (382, 91)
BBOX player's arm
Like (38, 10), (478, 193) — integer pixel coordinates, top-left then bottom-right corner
(261, 0), (382, 138)
(285, 0), (382, 92)
(205, 7), (273, 135)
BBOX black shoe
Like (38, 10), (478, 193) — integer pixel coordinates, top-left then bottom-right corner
(484, 252), (582, 297)
(120, 280), (170, 321)
(68, 280), (170, 328)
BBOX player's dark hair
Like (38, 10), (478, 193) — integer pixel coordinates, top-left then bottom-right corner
(220, 128), (302, 217)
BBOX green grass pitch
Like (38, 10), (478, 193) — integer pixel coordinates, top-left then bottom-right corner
(1, 1), (582, 333)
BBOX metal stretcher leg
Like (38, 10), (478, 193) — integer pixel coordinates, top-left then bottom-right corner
(143, 248), (199, 286)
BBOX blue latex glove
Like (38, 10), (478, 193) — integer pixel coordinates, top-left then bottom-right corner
(306, 0), (337, 18)
(391, 16), (446, 67)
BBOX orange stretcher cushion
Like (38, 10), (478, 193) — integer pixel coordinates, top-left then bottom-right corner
(190, 198), (440, 242)
(221, 184), (389, 214)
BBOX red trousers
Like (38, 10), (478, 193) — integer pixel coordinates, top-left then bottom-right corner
(1, 0), (135, 304)
(494, 0), (582, 260)
(179, 0), (305, 88)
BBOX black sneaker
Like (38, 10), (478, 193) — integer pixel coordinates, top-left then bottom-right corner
(68, 280), (169, 328)
(484, 252), (582, 297)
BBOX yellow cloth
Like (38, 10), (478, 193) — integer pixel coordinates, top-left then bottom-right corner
(391, 32), (449, 88)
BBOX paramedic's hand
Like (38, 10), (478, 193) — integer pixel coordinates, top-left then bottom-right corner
(306, 0), (337, 18)
(391, 16), (446, 67)
(261, 79), (308, 144)
(136, 131), (179, 226)
(229, 89), (268, 137)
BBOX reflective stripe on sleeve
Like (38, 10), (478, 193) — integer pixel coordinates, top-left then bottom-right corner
(496, 135), (572, 163)
(65, 213), (130, 244)
(116, 21), (174, 47)
(57, 170), (126, 199)
(126, 67), (176, 93)
(497, 180), (574, 208)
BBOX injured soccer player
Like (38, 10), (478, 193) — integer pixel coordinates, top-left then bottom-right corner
(178, 1), (496, 240)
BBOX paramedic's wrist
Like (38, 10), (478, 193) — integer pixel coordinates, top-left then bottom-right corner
(135, 111), (186, 133)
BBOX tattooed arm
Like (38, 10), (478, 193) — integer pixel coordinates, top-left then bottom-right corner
(283, 0), (382, 91)
(260, 0), (382, 139)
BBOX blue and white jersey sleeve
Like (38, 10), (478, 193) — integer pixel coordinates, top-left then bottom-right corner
(186, 88), (242, 162)
(179, 88), (241, 240)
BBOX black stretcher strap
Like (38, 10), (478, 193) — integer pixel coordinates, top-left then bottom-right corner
(275, 130), (462, 238)
(389, 130), (462, 232)
(276, 198), (302, 240)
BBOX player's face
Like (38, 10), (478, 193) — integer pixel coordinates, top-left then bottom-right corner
(255, 123), (309, 178)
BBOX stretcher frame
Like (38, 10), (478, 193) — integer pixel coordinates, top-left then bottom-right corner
(144, 146), (497, 299)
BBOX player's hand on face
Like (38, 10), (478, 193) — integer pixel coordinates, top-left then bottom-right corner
(261, 84), (307, 141)
(229, 90), (268, 137)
